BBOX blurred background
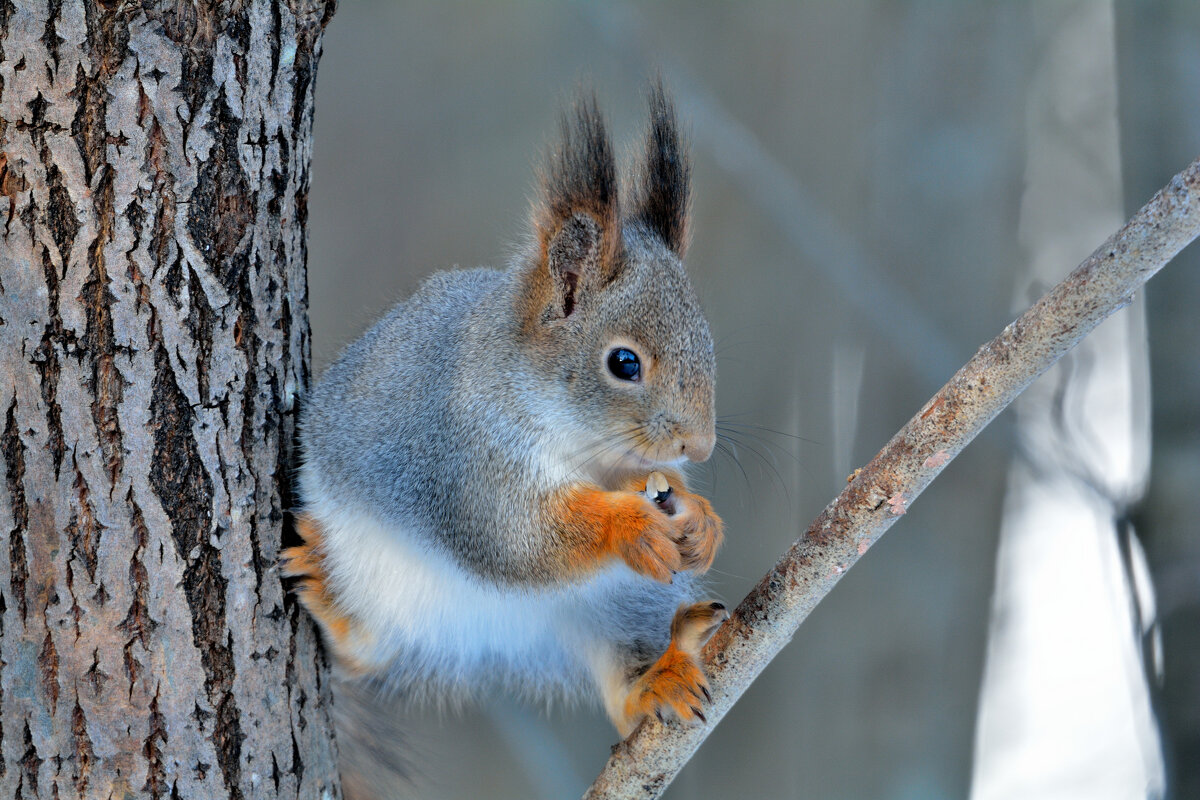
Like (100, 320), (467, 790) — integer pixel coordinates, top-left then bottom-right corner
(306, 2), (1200, 798)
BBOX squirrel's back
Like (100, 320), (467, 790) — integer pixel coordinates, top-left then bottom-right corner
(301, 263), (595, 586)
(302, 266), (504, 520)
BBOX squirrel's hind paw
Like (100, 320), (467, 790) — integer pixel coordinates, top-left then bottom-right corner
(618, 601), (729, 737)
(670, 600), (729, 656)
(281, 514), (372, 674)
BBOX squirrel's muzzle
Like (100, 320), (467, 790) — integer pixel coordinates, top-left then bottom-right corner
(680, 430), (716, 463)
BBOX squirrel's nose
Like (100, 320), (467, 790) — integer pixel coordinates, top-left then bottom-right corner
(679, 430), (715, 463)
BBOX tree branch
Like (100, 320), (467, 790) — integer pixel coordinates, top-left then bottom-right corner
(584, 155), (1200, 800)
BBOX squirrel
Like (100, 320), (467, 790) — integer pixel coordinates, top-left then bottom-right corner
(282, 84), (728, 781)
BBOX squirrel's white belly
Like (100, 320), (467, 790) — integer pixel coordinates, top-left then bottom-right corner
(306, 495), (642, 698)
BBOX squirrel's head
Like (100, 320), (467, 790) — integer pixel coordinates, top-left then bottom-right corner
(515, 85), (716, 474)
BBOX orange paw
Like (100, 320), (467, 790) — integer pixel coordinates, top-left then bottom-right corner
(620, 601), (729, 736)
(666, 488), (723, 573)
(280, 514), (369, 672)
(624, 645), (710, 731)
(611, 499), (684, 583)
(670, 600), (730, 656)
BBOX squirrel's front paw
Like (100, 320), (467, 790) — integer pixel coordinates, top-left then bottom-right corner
(556, 481), (714, 582)
(637, 472), (724, 574)
(612, 499), (684, 583)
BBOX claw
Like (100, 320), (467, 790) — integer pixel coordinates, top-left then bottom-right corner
(701, 685), (711, 702)
(691, 706), (706, 723)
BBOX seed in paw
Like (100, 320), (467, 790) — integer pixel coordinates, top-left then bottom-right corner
(646, 471), (673, 506)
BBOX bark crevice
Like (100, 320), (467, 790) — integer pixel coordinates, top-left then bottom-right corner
(3, 397), (28, 624)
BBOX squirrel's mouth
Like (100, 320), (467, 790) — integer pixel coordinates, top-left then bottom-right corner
(571, 436), (688, 489)
(606, 447), (686, 478)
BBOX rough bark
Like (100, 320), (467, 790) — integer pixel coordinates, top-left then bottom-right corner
(0, 1), (339, 798)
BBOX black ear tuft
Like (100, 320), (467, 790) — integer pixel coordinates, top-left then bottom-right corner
(630, 80), (691, 257)
(531, 92), (623, 319)
(542, 93), (619, 236)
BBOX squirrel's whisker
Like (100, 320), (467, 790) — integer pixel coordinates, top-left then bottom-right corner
(711, 438), (752, 497)
(717, 418), (820, 446)
(716, 429), (791, 504)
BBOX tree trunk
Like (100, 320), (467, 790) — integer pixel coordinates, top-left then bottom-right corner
(0, 2), (339, 798)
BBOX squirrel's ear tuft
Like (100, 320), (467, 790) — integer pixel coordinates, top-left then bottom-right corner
(629, 81), (691, 258)
(531, 93), (623, 320)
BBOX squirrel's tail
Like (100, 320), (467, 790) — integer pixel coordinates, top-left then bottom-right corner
(334, 677), (414, 800)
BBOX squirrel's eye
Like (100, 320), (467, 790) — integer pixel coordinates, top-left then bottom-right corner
(607, 348), (641, 382)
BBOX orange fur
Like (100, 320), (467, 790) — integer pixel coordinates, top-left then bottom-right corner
(280, 514), (369, 672)
(553, 484), (681, 582)
(624, 643), (707, 724)
(545, 474), (723, 582)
